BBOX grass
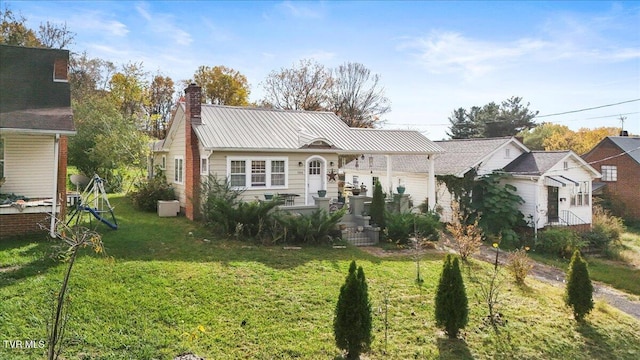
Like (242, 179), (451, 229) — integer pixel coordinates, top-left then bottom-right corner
(1, 195), (639, 359)
(530, 226), (640, 297)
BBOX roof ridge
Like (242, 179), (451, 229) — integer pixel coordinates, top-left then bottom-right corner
(201, 104), (336, 115)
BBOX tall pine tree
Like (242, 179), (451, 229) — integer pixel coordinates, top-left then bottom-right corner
(334, 260), (372, 359)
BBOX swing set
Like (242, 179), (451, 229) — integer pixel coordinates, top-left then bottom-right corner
(67, 174), (118, 230)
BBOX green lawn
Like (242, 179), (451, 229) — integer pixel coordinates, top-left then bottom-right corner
(1, 195), (639, 359)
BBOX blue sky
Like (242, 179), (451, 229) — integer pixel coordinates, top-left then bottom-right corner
(9, 0), (640, 139)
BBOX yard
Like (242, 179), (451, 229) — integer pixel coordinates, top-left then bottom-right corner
(1, 195), (640, 359)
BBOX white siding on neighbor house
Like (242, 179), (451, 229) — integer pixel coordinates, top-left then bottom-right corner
(503, 177), (540, 228)
(1, 134), (55, 198)
(476, 142), (527, 176)
(547, 156), (594, 225)
(436, 182), (455, 222)
(208, 151), (339, 206)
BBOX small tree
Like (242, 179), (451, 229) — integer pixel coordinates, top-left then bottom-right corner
(334, 260), (372, 359)
(369, 181), (385, 229)
(435, 254), (468, 338)
(446, 201), (483, 261)
(565, 250), (594, 321)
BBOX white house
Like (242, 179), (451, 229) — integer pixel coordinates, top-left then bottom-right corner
(503, 150), (601, 230)
(151, 84), (443, 220)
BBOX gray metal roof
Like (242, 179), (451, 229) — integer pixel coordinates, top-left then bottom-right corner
(608, 136), (640, 165)
(503, 151), (570, 175)
(343, 137), (527, 174)
(433, 137), (525, 176)
(190, 104), (443, 154)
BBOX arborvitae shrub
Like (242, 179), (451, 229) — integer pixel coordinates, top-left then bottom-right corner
(565, 250), (594, 321)
(434, 254), (468, 338)
(369, 181), (386, 229)
(334, 260), (372, 359)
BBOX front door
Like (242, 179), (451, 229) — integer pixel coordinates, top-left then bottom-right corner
(547, 186), (559, 223)
(307, 159), (323, 204)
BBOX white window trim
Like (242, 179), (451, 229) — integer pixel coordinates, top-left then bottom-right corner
(226, 156), (288, 190)
(601, 165), (617, 182)
(200, 156), (209, 176)
(174, 156), (184, 184)
(160, 155), (166, 170)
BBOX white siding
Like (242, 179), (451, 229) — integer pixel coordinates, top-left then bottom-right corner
(208, 151), (339, 206)
(166, 116), (186, 205)
(477, 143), (527, 175)
(548, 156), (594, 225)
(1, 134), (55, 198)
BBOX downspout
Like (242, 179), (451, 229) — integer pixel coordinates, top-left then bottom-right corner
(50, 134), (60, 238)
(533, 177), (538, 243)
(428, 154), (436, 211)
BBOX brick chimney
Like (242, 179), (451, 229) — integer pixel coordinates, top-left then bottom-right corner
(184, 83), (202, 220)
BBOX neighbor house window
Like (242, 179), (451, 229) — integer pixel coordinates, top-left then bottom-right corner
(352, 176), (359, 187)
(0, 138), (4, 179)
(200, 156), (209, 176)
(563, 161), (569, 170)
(227, 157), (288, 189)
(174, 156), (183, 184)
(601, 165), (617, 182)
(571, 181), (589, 207)
(160, 155), (166, 170)
(54, 57), (68, 82)
(505, 148), (510, 158)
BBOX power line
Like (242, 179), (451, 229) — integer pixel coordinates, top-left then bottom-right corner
(537, 99), (640, 118)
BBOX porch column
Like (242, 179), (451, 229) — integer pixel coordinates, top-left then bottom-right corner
(428, 154), (436, 211)
(386, 154), (392, 194)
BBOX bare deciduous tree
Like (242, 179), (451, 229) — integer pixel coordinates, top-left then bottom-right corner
(261, 58), (332, 111)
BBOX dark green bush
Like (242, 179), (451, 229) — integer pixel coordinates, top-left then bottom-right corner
(565, 250), (594, 321)
(129, 170), (175, 211)
(536, 228), (585, 258)
(369, 181), (386, 229)
(334, 260), (372, 359)
(274, 208), (345, 245)
(434, 254), (468, 338)
(385, 211), (440, 246)
(200, 175), (281, 240)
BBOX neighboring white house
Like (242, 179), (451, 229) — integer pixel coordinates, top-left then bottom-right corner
(151, 84), (443, 220)
(503, 150), (601, 230)
(343, 136), (601, 230)
(343, 137), (529, 215)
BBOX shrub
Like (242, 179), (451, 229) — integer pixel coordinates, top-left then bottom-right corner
(334, 261), (372, 359)
(274, 208), (345, 245)
(200, 175), (281, 239)
(369, 181), (386, 229)
(536, 227), (585, 258)
(129, 170), (176, 212)
(506, 248), (533, 284)
(446, 201), (483, 261)
(582, 205), (625, 253)
(565, 250), (594, 321)
(385, 211), (440, 246)
(435, 254), (468, 338)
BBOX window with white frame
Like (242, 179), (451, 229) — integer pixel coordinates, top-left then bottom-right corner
(160, 155), (166, 170)
(200, 156), (209, 176)
(227, 157), (287, 189)
(571, 181), (590, 207)
(174, 156), (183, 184)
(601, 165), (617, 182)
(505, 148), (510, 158)
(564, 161), (569, 170)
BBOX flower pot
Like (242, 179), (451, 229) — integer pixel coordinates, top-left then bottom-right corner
(396, 186), (406, 194)
(317, 190), (327, 197)
(352, 189), (360, 196)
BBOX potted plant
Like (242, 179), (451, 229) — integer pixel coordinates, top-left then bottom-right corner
(396, 179), (406, 194)
(317, 189), (327, 197)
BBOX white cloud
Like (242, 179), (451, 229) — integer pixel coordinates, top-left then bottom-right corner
(277, 1), (325, 19)
(69, 12), (129, 37)
(134, 2), (193, 46)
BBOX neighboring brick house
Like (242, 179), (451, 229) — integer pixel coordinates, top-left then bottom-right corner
(0, 44), (75, 238)
(583, 135), (640, 221)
